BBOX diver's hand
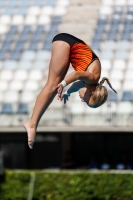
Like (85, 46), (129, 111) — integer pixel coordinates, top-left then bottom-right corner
(79, 91), (85, 102)
(61, 91), (70, 104)
(56, 83), (64, 100)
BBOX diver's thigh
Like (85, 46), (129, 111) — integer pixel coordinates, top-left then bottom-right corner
(47, 41), (70, 83)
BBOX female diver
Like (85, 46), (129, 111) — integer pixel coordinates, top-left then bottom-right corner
(24, 33), (116, 149)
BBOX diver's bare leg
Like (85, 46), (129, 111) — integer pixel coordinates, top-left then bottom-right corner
(23, 41), (70, 148)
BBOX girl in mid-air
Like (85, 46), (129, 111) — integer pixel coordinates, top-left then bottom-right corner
(24, 33), (116, 149)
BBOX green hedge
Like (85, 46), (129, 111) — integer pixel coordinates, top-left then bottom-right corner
(1, 170), (133, 200)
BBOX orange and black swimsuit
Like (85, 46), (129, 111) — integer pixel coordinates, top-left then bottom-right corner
(52, 33), (99, 71)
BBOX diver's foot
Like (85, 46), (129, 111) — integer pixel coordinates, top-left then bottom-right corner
(23, 120), (36, 149)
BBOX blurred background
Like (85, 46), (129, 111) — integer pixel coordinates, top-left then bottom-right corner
(0, 0), (133, 173)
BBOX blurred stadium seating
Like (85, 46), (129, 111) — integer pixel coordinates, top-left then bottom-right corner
(0, 0), (133, 127)
(90, 0), (133, 126)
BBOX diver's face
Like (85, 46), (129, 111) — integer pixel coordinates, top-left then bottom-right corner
(79, 85), (96, 106)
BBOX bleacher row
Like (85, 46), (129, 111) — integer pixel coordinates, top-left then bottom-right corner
(0, 20), (61, 60)
(0, 0), (68, 12)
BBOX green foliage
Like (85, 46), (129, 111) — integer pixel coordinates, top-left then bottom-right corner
(0, 170), (30, 200)
(1, 170), (133, 200)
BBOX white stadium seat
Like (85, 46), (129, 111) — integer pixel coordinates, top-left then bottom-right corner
(33, 61), (47, 70)
(114, 0), (126, 5)
(57, 0), (69, 6)
(4, 90), (19, 103)
(70, 102), (85, 114)
(54, 6), (67, 15)
(101, 70), (109, 78)
(102, 0), (114, 5)
(0, 15), (11, 24)
(0, 81), (8, 91)
(28, 69), (43, 80)
(100, 6), (112, 15)
(0, 70), (13, 81)
(12, 15), (24, 25)
(110, 70), (124, 81)
(14, 70), (28, 81)
(128, 0), (133, 5)
(101, 41), (116, 50)
(24, 80), (39, 90)
(38, 15), (51, 24)
(127, 60), (133, 69)
(101, 50), (114, 59)
(22, 51), (36, 60)
(9, 81), (23, 91)
(123, 80), (133, 90)
(36, 51), (51, 60)
(73, 92), (81, 101)
(116, 41), (131, 50)
(125, 69), (133, 80)
(21, 90), (35, 103)
(27, 7), (41, 15)
(41, 6), (54, 15)
(25, 15), (37, 25)
(112, 59), (126, 70)
(4, 61), (17, 70)
(117, 102), (133, 114)
(115, 50), (128, 60)
(0, 25), (8, 34)
(100, 59), (111, 70)
(18, 61), (32, 69)
(101, 102), (117, 113)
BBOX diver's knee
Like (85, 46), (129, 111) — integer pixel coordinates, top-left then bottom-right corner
(45, 82), (57, 92)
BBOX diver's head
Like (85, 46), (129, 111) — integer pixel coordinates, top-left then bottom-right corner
(79, 77), (117, 108)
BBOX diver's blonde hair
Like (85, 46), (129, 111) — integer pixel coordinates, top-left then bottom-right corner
(90, 77), (117, 108)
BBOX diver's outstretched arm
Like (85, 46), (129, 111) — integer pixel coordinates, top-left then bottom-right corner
(67, 80), (85, 94)
(58, 81), (85, 102)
